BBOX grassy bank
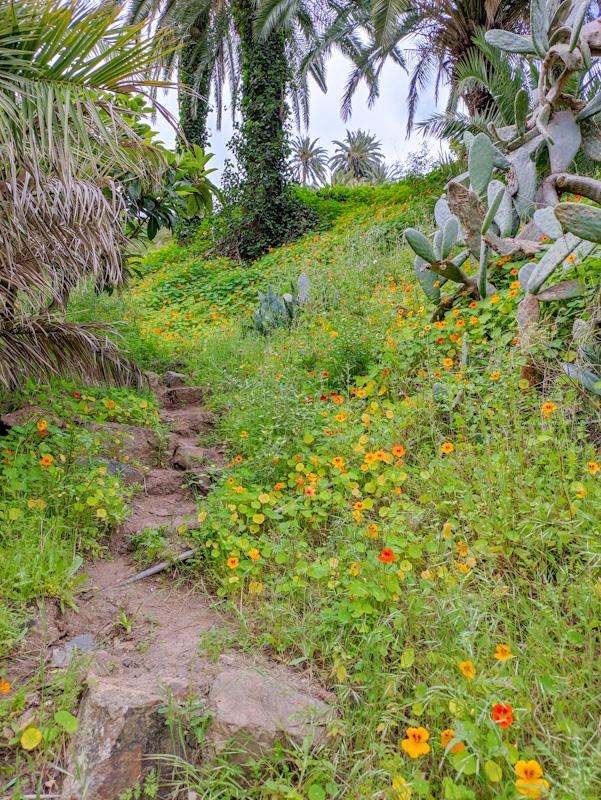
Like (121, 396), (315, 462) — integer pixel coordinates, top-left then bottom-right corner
(2, 177), (600, 798)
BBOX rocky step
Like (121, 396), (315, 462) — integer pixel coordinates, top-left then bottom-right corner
(169, 437), (226, 473)
(120, 490), (200, 537)
(161, 405), (216, 436)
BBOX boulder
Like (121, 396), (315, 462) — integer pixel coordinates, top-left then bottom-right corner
(207, 667), (334, 757)
(60, 675), (186, 800)
(89, 422), (158, 467)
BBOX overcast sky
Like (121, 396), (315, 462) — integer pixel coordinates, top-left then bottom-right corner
(154, 50), (447, 181)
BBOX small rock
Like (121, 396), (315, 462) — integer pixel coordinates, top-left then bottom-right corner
(88, 422), (158, 467)
(162, 386), (205, 407)
(50, 634), (96, 668)
(207, 667), (335, 757)
(60, 675), (186, 800)
(163, 371), (188, 388)
(169, 440), (212, 471)
(99, 459), (145, 487)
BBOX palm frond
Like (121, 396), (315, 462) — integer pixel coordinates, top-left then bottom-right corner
(0, 318), (145, 390)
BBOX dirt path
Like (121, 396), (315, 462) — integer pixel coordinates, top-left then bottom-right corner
(7, 373), (334, 800)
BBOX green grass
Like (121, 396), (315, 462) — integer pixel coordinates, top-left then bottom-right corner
(2, 178), (601, 797)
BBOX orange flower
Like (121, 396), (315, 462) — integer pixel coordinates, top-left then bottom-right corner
(305, 486), (316, 496)
(392, 444), (406, 458)
(494, 643), (513, 661)
(353, 500), (365, 511)
(104, 399), (116, 410)
(443, 358), (454, 368)
(401, 727), (430, 758)
(39, 454), (54, 468)
(541, 401), (557, 419)
(469, 301), (478, 309)
(227, 556), (239, 570)
(36, 419), (47, 432)
(441, 728), (465, 753)
(378, 548), (396, 563)
(515, 760), (550, 798)
(247, 549), (260, 561)
(364, 452), (378, 464)
(587, 461), (600, 475)
(490, 295), (500, 304)
(459, 660), (476, 679)
(365, 523), (379, 538)
(492, 702), (513, 727)
(0, 679), (10, 695)
(274, 482), (286, 491)
(490, 371), (501, 381)
(349, 562), (360, 576)
(440, 442), (454, 455)
(331, 456), (345, 469)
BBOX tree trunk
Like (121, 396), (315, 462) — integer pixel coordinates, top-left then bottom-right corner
(231, 0), (296, 258)
(178, 18), (211, 149)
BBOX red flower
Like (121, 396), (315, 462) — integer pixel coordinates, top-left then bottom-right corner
(383, 368), (390, 375)
(320, 394), (328, 401)
(378, 548), (396, 563)
(437, 337), (444, 343)
(322, 371), (330, 378)
(492, 703), (513, 728)
(73, 391), (81, 398)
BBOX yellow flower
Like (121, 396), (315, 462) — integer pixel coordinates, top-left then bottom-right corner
(401, 727), (430, 758)
(576, 487), (587, 499)
(494, 643), (513, 661)
(490, 371), (501, 381)
(240, 431), (248, 438)
(139, 400), (148, 409)
(515, 760), (550, 798)
(227, 556), (239, 570)
(349, 562), (360, 576)
(443, 358), (454, 368)
(36, 419), (47, 432)
(441, 728), (465, 753)
(459, 659), (476, 679)
(248, 548), (260, 561)
(587, 460), (600, 475)
(490, 295), (500, 304)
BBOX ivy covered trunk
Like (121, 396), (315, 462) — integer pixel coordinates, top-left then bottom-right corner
(230, 0), (307, 260)
(178, 21), (211, 149)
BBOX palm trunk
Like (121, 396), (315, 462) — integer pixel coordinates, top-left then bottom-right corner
(178, 18), (211, 149)
(231, 0), (296, 258)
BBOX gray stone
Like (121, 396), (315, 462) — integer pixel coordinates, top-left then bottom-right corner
(100, 459), (145, 487)
(207, 667), (334, 757)
(163, 371), (188, 388)
(162, 386), (205, 408)
(60, 675), (186, 800)
(51, 634), (96, 668)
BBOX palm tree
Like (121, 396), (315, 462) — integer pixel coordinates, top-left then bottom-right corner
(330, 130), (384, 184)
(416, 27), (535, 141)
(353, 0), (530, 132)
(291, 136), (329, 185)
(0, 0), (179, 389)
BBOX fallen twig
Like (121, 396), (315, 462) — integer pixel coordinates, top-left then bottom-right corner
(116, 547), (199, 587)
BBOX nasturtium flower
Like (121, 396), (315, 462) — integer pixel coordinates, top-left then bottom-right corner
(39, 454), (54, 468)
(440, 442), (454, 455)
(442, 358), (454, 368)
(490, 371), (501, 381)
(492, 702), (513, 727)
(226, 556), (239, 570)
(515, 760), (550, 798)
(459, 660), (476, 679)
(494, 643), (513, 661)
(247, 549), (260, 561)
(541, 402), (557, 418)
(401, 727), (430, 758)
(441, 728), (465, 753)
(378, 548), (396, 563)
(349, 563), (360, 576)
(36, 419), (47, 432)
(392, 444), (406, 458)
(588, 461), (600, 475)
(331, 456), (345, 468)
(0, 679), (10, 694)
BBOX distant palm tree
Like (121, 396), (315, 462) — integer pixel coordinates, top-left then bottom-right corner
(291, 136), (329, 185)
(330, 130), (384, 184)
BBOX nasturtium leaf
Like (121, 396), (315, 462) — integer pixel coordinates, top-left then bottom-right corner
(484, 760), (502, 783)
(400, 648), (415, 668)
(54, 710), (78, 734)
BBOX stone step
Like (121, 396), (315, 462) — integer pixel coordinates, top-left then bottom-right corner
(120, 492), (199, 536)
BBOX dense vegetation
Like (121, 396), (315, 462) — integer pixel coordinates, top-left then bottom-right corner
(1, 0), (601, 798)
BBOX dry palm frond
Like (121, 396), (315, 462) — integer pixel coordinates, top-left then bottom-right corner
(0, 165), (125, 316)
(0, 318), (146, 390)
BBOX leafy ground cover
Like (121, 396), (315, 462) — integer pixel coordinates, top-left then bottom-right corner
(1, 178), (600, 798)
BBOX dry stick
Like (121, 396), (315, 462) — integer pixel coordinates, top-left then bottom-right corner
(116, 547), (199, 586)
